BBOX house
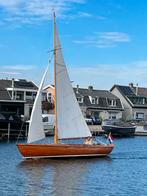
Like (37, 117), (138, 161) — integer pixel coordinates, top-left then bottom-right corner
(110, 83), (147, 121)
(43, 85), (55, 114)
(0, 78), (38, 121)
(45, 84), (123, 120)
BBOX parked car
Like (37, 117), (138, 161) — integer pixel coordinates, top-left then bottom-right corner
(91, 117), (102, 125)
(42, 114), (55, 132)
(85, 117), (102, 125)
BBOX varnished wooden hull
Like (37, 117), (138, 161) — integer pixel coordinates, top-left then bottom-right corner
(17, 144), (114, 159)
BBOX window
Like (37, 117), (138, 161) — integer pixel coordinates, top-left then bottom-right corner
(136, 113), (144, 120)
(108, 99), (116, 106)
(109, 116), (116, 119)
(77, 97), (83, 103)
(15, 91), (24, 100)
(26, 92), (37, 101)
(43, 116), (48, 122)
(32, 92), (37, 101)
(47, 93), (53, 103)
(91, 98), (95, 104)
(130, 97), (146, 105)
(89, 97), (98, 104)
(42, 93), (47, 101)
(143, 98), (145, 105)
(95, 97), (99, 104)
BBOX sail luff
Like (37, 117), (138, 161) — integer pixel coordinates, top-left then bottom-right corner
(53, 12), (58, 144)
(27, 66), (48, 143)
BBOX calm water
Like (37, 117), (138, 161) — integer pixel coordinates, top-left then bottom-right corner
(0, 136), (147, 196)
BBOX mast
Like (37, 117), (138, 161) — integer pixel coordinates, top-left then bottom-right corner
(53, 12), (58, 144)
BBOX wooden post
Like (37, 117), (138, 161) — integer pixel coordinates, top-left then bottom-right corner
(8, 123), (10, 142)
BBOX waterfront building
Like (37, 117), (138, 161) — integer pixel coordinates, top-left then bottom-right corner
(110, 83), (147, 121)
(45, 85), (123, 120)
(0, 78), (38, 121)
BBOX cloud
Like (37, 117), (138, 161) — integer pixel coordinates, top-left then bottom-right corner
(99, 32), (130, 42)
(65, 11), (93, 20)
(69, 60), (147, 89)
(96, 16), (106, 20)
(0, 71), (20, 75)
(76, 11), (92, 18)
(73, 32), (130, 48)
(0, 0), (85, 24)
(1, 65), (35, 71)
(0, 64), (41, 81)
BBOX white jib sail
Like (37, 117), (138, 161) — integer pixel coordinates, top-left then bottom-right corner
(55, 27), (92, 139)
(27, 67), (48, 143)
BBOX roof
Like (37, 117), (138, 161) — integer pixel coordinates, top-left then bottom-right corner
(73, 88), (118, 99)
(0, 89), (11, 100)
(44, 84), (123, 110)
(73, 86), (123, 110)
(0, 79), (38, 100)
(111, 85), (147, 108)
(111, 85), (135, 96)
(111, 84), (147, 97)
(0, 79), (38, 90)
(135, 87), (147, 97)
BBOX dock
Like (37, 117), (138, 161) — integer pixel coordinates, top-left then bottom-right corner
(134, 131), (147, 136)
(134, 125), (147, 136)
(0, 122), (28, 141)
(88, 125), (104, 136)
(1, 124), (147, 141)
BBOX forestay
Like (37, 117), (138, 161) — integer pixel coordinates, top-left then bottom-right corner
(55, 26), (92, 139)
(27, 67), (48, 143)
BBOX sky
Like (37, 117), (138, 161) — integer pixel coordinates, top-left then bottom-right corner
(0, 0), (147, 90)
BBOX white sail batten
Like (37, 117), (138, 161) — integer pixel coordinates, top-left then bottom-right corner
(55, 28), (92, 139)
(27, 67), (48, 143)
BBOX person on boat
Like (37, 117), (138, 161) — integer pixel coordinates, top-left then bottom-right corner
(108, 132), (113, 144)
(84, 137), (93, 145)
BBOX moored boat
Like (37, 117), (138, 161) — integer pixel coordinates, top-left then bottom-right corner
(102, 119), (136, 137)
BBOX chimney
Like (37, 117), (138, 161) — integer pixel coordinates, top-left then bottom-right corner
(136, 83), (138, 96)
(12, 78), (14, 88)
(88, 86), (93, 92)
(11, 78), (15, 100)
(76, 84), (79, 93)
(129, 82), (134, 88)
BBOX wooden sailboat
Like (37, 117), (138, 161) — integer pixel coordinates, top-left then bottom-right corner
(17, 13), (114, 159)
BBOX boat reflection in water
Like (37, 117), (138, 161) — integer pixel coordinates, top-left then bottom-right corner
(102, 119), (136, 137)
(18, 157), (112, 195)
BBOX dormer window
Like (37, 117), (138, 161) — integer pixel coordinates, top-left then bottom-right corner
(89, 96), (99, 104)
(108, 99), (116, 107)
(143, 98), (145, 105)
(130, 97), (146, 105)
(91, 98), (95, 104)
(77, 97), (83, 103)
(95, 97), (99, 104)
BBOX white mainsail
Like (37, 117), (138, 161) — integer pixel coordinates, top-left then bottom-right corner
(27, 67), (48, 143)
(55, 27), (92, 139)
